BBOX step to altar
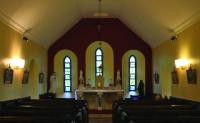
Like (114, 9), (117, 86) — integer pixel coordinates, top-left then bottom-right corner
(89, 109), (112, 114)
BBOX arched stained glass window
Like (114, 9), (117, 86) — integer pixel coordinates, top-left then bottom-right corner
(129, 55), (136, 91)
(64, 56), (71, 92)
(95, 48), (103, 77)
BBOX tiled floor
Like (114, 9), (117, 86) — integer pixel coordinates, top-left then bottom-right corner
(89, 114), (112, 123)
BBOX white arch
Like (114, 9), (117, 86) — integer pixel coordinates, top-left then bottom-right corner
(122, 50), (145, 95)
(54, 49), (78, 95)
(86, 41), (114, 87)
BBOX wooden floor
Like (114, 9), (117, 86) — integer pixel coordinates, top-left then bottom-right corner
(89, 114), (112, 123)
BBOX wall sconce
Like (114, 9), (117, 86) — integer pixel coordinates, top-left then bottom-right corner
(175, 59), (189, 69)
(10, 58), (25, 69)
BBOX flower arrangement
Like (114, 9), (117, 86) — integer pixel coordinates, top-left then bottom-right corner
(86, 79), (91, 88)
(109, 83), (113, 87)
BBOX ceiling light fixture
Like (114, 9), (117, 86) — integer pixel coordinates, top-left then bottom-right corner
(168, 29), (177, 41)
(94, 0), (108, 17)
(96, 0), (103, 39)
(22, 29), (31, 43)
(97, 0), (102, 31)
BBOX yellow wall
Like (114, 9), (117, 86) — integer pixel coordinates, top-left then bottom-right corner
(54, 49), (78, 95)
(153, 20), (200, 101)
(0, 21), (47, 101)
(86, 41), (114, 87)
(122, 50), (145, 94)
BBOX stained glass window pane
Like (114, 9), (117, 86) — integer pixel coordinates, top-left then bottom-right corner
(65, 57), (70, 62)
(130, 79), (135, 85)
(130, 74), (135, 79)
(65, 69), (70, 73)
(65, 87), (70, 92)
(130, 68), (135, 73)
(65, 75), (70, 79)
(129, 55), (136, 92)
(65, 70), (70, 75)
(65, 80), (70, 86)
(130, 86), (135, 91)
(65, 63), (70, 68)
(95, 48), (103, 79)
(130, 62), (135, 67)
(96, 49), (102, 55)
(64, 56), (71, 92)
(96, 56), (102, 60)
(130, 57), (135, 62)
(96, 61), (102, 68)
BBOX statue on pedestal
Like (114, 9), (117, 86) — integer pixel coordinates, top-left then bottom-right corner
(115, 69), (122, 89)
(49, 72), (57, 93)
(138, 80), (144, 97)
(79, 70), (85, 89)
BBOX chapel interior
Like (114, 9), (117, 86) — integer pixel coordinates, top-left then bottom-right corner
(0, 0), (200, 123)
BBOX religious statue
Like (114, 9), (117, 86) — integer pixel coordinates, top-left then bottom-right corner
(79, 70), (85, 89)
(49, 72), (57, 93)
(115, 69), (122, 89)
(137, 80), (144, 97)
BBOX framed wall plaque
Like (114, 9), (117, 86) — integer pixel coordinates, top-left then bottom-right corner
(22, 70), (29, 84)
(186, 66), (197, 84)
(4, 68), (13, 84)
(171, 70), (179, 84)
(39, 72), (44, 83)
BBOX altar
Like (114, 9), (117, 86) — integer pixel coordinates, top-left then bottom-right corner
(75, 88), (124, 110)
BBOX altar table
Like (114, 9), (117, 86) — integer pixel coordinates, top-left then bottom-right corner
(75, 88), (124, 110)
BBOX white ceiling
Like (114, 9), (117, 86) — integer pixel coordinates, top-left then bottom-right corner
(0, 0), (200, 48)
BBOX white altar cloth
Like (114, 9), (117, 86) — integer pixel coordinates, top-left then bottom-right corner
(75, 88), (124, 99)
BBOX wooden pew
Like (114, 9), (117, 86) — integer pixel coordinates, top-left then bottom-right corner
(15, 99), (88, 123)
(0, 115), (73, 123)
(1, 98), (88, 123)
(113, 99), (200, 123)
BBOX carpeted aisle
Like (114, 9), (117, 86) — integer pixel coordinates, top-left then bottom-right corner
(89, 114), (112, 123)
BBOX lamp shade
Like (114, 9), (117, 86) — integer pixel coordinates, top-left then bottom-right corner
(175, 59), (189, 69)
(10, 58), (25, 69)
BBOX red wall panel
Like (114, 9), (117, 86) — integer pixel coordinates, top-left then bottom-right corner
(48, 18), (153, 96)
